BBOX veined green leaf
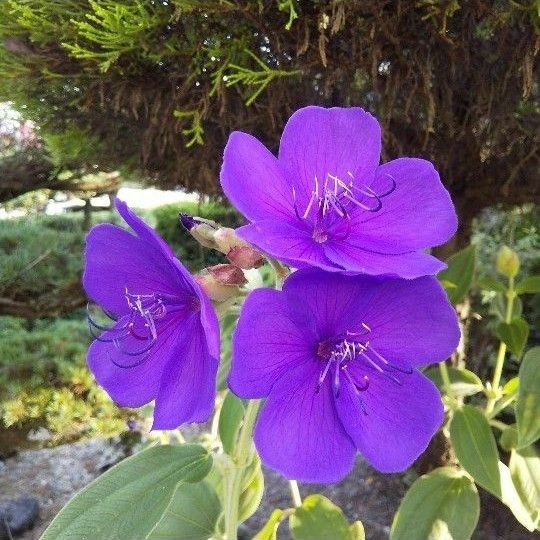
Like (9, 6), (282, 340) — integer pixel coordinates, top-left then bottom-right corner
(218, 391), (245, 454)
(495, 318), (529, 358)
(516, 347), (540, 448)
(515, 276), (540, 295)
(290, 494), (360, 540)
(438, 245), (475, 305)
(42, 444), (212, 540)
(450, 406), (500, 495)
(147, 480), (221, 540)
(391, 467), (479, 540)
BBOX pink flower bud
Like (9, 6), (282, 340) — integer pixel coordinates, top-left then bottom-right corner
(207, 264), (247, 286)
(227, 245), (265, 269)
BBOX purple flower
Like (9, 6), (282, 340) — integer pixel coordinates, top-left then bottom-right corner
(229, 269), (459, 482)
(220, 106), (457, 278)
(83, 199), (219, 429)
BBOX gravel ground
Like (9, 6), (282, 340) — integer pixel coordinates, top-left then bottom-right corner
(0, 438), (536, 539)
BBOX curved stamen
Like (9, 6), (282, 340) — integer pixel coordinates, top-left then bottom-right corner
(112, 335), (157, 357)
(377, 173), (397, 197)
(109, 351), (151, 369)
(365, 344), (413, 374)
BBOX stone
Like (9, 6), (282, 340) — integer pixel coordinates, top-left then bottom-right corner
(0, 497), (39, 540)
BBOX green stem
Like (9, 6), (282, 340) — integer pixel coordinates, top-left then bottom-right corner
(223, 399), (261, 539)
(439, 360), (452, 397)
(486, 276), (515, 414)
(289, 480), (302, 507)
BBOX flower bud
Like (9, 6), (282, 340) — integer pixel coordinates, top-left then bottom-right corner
(213, 227), (248, 253)
(496, 246), (520, 278)
(207, 263), (247, 286)
(227, 245), (265, 269)
(196, 264), (246, 303)
(179, 214), (219, 249)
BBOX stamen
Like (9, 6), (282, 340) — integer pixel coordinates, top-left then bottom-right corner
(290, 170), (396, 242)
(314, 322), (412, 409)
(87, 289), (186, 370)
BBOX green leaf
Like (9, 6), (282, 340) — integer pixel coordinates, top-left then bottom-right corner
(424, 366), (483, 398)
(390, 467), (479, 540)
(516, 347), (540, 448)
(253, 509), (284, 540)
(515, 276), (540, 294)
(147, 481), (221, 540)
(503, 377), (520, 395)
(218, 312), (237, 390)
(239, 454), (265, 522)
(349, 521), (366, 540)
(499, 425), (518, 451)
(450, 405), (500, 495)
(491, 293), (522, 321)
(495, 318), (529, 357)
(509, 446), (540, 529)
(290, 494), (353, 540)
(497, 460), (537, 531)
(478, 276), (506, 293)
(438, 245), (476, 304)
(42, 444), (212, 540)
(218, 391), (245, 454)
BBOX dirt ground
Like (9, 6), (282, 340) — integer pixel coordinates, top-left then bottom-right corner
(0, 438), (536, 539)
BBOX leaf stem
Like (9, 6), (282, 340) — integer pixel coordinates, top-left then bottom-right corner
(486, 276), (515, 414)
(223, 399), (261, 539)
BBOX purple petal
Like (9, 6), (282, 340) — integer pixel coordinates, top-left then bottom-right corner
(323, 240), (446, 278)
(87, 314), (180, 408)
(115, 198), (198, 291)
(361, 276), (460, 366)
(152, 315), (218, 429)
(335, 368), (443, 472)
(83, 224), (186, 316)
(220, 131), (295, 222)
(278, 106), (381, 210)
(254, 362), (356, 483)
(229, 289), (315, 399)
(237, 221), (338, 272)
(282, 269), (379, 338)
(347, 158), (457, 252)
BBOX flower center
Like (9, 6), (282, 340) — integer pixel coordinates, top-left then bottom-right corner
(315, 323), (412, 413)
(87, 288), (195, 368)
(292, 171), (396, 243)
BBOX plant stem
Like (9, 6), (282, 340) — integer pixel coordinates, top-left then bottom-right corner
(439, 360), (452, 396)
(223, 399), (261, 540)
(486, 276), (515, 414)
(289, 480), (302, 507)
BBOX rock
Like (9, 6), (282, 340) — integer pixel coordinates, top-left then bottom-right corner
(0, 497), (39, 540)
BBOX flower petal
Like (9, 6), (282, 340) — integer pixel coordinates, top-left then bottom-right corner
(152, 314), (218, 429)
(335, 369), (443, 472)
(115, 198), (198, 292)
(237, 221), (337, 272)
(361, 276), (460, 367)
(87, 314), (179, 408)
(229, 288), (315, 399)
(282, 269), (379, 338)
(278, 106), (381, 209)
(83, 224), (186, 316)
(347, 158), (457, 252)
(220, 131), (294, 222)
(324, 240), (446, 278)
(254, 362), (356, 483)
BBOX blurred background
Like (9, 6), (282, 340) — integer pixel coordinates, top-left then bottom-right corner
(0, 1), (538, 539)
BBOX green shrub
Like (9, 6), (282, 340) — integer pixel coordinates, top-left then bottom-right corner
(153, 201), (244, 271)
(0, 316), (134, 442)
